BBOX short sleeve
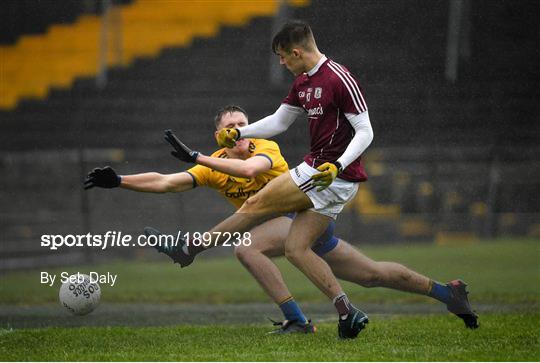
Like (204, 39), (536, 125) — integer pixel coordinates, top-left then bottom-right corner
(333, 70), (368, 115)
(186, 164), (210, 187)
(252, 139), (288, 172)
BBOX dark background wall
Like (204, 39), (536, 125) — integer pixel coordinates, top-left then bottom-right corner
(1, 0), (538, 269)
(1, 0), (133, 44)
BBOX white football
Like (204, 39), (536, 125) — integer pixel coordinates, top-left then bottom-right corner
(59, 274), (101, 315)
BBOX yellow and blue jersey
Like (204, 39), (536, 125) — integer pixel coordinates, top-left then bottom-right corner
(186, 139), (289, 209)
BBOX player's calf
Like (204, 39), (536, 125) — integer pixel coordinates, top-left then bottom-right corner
(233, 244), (250, 261)
(283, 245), (305, 266)
(351, 267), (384, 288)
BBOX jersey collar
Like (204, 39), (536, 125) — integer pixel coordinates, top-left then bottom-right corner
(307, 55), (327, 77)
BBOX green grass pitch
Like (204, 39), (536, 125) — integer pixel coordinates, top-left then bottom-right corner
(2, 315), (538, 361)
(1, 238), (539, 361)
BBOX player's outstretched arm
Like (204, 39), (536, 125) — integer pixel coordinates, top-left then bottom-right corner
(216, 104), (303, 147)
(119, 172), (194, 193)
(84, 166), (193, 193)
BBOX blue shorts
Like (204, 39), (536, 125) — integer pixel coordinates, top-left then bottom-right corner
(284, 213), (339, 256)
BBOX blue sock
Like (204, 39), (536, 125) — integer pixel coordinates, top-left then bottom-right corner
(279, 297), (307, 323)
(428, 280), (452, 304)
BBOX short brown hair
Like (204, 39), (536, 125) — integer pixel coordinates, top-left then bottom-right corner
(271, 20), (315, 54)
(214, 105), (248, 129)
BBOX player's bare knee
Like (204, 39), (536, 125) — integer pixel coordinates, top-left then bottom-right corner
(284, 249), (298, 265)
(234, 244), (253, 263)
(238, 195), (264, 214)
(284, 245), (305, 265)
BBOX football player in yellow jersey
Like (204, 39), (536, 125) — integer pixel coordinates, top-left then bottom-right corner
(85, 105), (478, 333)
(182, 134), (288, 210)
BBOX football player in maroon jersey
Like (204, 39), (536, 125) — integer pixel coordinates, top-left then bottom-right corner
(148, 21), (478, 337)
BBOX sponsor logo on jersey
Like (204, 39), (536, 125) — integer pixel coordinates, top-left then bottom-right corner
(314, 87), (322, 99)
(228, 176), (251, 183)
(307, 103), (324, 117)
(225, 184), (267, 199)
(298, 91), (305, 98)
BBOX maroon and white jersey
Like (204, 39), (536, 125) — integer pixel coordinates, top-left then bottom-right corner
(283, 57), (368, 182)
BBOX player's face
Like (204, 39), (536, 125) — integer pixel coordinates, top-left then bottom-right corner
(276, 46), (304, 76)
(215, 111), (250, 154)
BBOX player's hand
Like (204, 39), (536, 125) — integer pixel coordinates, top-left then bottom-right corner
(164, 129), (199, 163)
(84, 166), (121, 189)
(311, 162), (343, 191)
(216, 128), (240, 148)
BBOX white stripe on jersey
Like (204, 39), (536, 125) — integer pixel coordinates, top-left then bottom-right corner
(327, 62), (362, 113)
(328, 61), (367, 112)
(327, 63), (364, 113)
(329, 61), (368, 111)
(329, 61), (367, 111)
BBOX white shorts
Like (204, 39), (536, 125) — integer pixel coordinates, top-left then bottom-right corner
(289, 162), (359, 219)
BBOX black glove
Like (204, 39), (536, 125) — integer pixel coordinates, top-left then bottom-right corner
(164, 129), (199, 163)
(84, 166), (121, 189)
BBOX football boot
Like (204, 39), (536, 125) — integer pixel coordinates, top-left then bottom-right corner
(337, 306), (369, 339)
(144, 226), (195, 268)
(268, 318), (317, 334)
(446, 279), (479, 329)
